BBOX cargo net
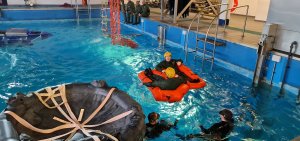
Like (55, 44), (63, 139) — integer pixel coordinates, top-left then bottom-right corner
(108, 0), (138, 48)
(109, 0), (121, 45)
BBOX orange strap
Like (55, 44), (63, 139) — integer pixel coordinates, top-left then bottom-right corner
(5, 85), (134, 141)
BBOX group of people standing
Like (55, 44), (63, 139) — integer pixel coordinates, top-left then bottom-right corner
(124, 0), (150, 25)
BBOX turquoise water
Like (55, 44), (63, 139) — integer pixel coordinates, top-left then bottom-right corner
(0, 20), (299, 140)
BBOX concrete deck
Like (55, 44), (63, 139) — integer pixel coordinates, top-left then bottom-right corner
(148, 7), (265, 47)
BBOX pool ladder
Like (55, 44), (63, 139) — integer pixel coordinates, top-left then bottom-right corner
(100, 2), (109, 34)
(75, 0), (92, 22)
(184, 5), (249, 71)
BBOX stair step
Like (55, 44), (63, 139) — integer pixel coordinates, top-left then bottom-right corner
(195, 55), (214, 62)
(197, 38), (226, 46)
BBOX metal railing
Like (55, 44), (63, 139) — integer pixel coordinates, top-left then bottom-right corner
(184, 4), (249, 71)
(184, 3), (229, 62)
(75, 0), (92, 22)
(201, 5), (249, 70)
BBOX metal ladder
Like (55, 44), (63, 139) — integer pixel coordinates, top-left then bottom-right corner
(100, 1), (109, 33)
(75, 0), (92, 22)
(184, 5), (249, 70)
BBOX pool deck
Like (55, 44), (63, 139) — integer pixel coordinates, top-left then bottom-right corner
(0, 5), (264, 47)
(148, 8), (265, 48)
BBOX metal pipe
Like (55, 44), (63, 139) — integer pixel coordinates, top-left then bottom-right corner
(211, 12), (220, 70)
(224, 3), (229, 32)
(297, 89), (300, 104)
(173, 0), (178, 24)
(160, 0), (164, 20)
(279, 41), (298, 94)
(270, 62), (277, 86)
(242, 5), (249, 37)
(158, 25), (166, 49)
(184, 12), (202, 62)
(0, 113), (19, 141)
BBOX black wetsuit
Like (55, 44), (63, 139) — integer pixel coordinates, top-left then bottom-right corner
(145, 120), (174, 139)
(200, 121), (234, 139)
(145, 76), (186, 90)
(155, 59), (200, 83)
(176, 121), (234, 140)
(155, 59), (183, 75)
(141, 4), (150, 17)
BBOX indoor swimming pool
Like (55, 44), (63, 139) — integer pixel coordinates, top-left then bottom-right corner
(0, 19), (299, 140)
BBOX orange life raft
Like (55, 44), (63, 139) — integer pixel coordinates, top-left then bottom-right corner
(138, 65), (206, 103)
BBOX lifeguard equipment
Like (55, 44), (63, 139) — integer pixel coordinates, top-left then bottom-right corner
(138, 65), (206, 102)
(3, 81), (145, 141)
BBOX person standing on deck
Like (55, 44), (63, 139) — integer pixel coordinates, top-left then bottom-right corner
(125, 0), (135, 23)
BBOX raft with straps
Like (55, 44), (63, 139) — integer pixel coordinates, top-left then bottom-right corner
(138, 64), (206, 103)
(3, 80), (145, 141)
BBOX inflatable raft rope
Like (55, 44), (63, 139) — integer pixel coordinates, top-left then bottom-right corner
(4, 81), (145, 141)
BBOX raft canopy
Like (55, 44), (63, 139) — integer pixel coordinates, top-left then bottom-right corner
(4, 80), (146, 141)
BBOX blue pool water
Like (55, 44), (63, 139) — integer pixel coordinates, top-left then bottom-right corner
(0, 20), (299, 140)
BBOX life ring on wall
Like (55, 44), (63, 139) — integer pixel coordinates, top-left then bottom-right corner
(230, 0), (238, 12)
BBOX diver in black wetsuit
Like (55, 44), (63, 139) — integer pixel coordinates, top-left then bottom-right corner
(176, 109), (234, 141)
(143, 67), (186, 90)
(145, 112), (178, 139)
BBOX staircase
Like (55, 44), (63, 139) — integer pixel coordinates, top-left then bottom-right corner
(75, 0), (91, 22)
(176, 0), (222, 20)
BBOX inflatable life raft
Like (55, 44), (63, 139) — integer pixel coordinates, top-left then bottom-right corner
(1, 80), (145, 141)
(138, 65), (206, 103)
(0, 28), (52, 46)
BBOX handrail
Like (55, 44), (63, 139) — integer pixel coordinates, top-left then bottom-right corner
(202, 5), (249, 70)
(184, 3), (229, 62)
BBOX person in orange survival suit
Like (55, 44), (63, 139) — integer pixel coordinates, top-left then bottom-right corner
(155, 52), (200, 83)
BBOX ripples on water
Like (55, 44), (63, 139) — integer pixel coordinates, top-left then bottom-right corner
(0, 20), (299, 140)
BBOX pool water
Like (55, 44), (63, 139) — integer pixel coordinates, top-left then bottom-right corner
(0, 20), (299, 140)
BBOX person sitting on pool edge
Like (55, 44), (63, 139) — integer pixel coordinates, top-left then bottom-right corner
(156, 52), (200, 83)
(145, 112), (178, 139)
(176, 109), (234, 140)
(143, 67), (186, 90)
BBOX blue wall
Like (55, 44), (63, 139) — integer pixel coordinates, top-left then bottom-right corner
(1, 9), (100, 20)
(123, 15), (258, 72)
(265, 54), (300, 89)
